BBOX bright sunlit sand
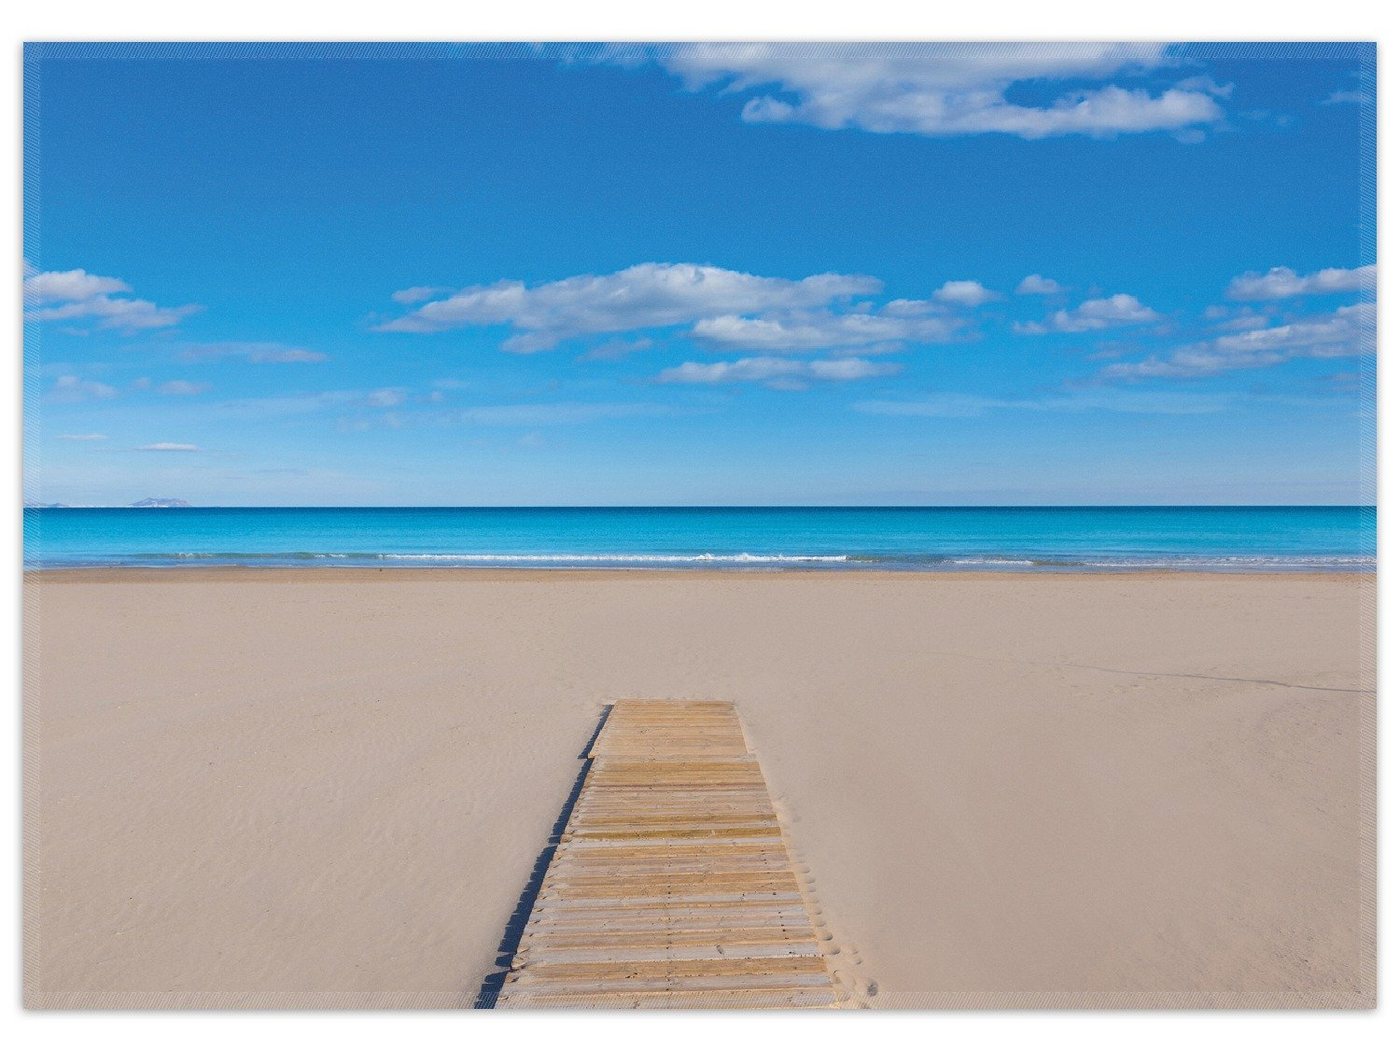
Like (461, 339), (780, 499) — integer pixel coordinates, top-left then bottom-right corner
(23, 568), (1375, 1008)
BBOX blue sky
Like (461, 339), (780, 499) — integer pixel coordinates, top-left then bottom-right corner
(22, 42), (1375, 506)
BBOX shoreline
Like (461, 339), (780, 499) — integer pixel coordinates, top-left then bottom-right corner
(24, 565), (1379, 584)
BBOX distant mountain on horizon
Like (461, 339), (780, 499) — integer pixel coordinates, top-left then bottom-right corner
(25, 498), (193, 509)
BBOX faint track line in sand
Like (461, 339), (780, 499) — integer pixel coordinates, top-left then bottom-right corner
(883, 645), (1372, 695)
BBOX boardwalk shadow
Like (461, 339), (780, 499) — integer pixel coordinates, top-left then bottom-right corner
(472, 704), (612, 1009)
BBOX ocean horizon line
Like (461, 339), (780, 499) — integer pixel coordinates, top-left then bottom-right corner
(23, 502), (1381, 511)
(24, 505), (1375, 574)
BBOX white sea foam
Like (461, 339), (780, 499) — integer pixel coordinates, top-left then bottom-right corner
(946, 557), (1037, 566)
(372, 552), (851, 564)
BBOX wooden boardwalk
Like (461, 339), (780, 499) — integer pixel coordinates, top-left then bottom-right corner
(495, 700), (839, 1009)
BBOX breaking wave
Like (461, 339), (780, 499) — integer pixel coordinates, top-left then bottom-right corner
(26, 550), (1375, 572)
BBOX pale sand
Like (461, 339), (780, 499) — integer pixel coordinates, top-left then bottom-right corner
(23, 569), (1375, 1009)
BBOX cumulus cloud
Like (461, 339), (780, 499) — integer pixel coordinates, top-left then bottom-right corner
(691, 302), (959, 355)
(1102, 302), (1375, 380)
(626, 43), (1224, 139)
(656, 356), (899, 388)
(380, 263), (996, 361)
(1017, 293), (1160, 334)
(48, 375), (118, 403)
(23, 268), (130, 303)
(933, 280), (999, 306)
(1226, 263), (1376, 300)
(1015, 274), (1064, 295)
(135, 442), (201, 452)
(158, 380), (211, 396)
(23, 262), (199, 332)
(377, 262), (881, 350)
(179, 342), (329, 364)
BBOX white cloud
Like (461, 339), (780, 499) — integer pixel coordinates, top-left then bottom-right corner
(391, 285), (453, 304)
(23, 267), (130, 303)
(258, 348), (328, 364)
(1173, 76), (1234, 99)
(578, 337), (655, 362)
(59, 432), (108, 441)
(48, 375), (118, 402)
(1018, 293), (1160, 334)
(23, 262), (198, 332)
(933, 280), (999, 306)
(656, 356), (898, 388)
(27, 296), (200, 331)
(179, 342), (329, 364)
(1322, 89), (1372, 106)
(691, 302), (958, 354)
(1226, 263), (1376, 300)
(135, 442), (201, 452)
(158, 380), (211, 396)
(807, 358), (900, 381)
(365, 387), (408, 408)
(376, 262), (881, 349)
(1015, 274), (1064, 295)
(633, 43), (1223, 139)
(1102, 302), (1375, 380)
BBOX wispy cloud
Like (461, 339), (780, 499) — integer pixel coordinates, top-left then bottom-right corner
(691, 301), (959, 355)
(59, 432), (108, 441)
(455, 402), (674, 426)
(135, 442), (201, 452)
(1226, 263), (1376, 301)
(214, 387), (633, 424)
(1015, 274), (1064, 295)
(214, 391), (364, 418)
(390, 285), (453, 305)
(1016, 293), (1160, 334)
(1102, 302), (1375, 380)
(612, 43), (1225, 139)
(178, 341), (329, 364)
(365, 387), (408, 408)
(578, 337), (655, 362)
(657, 356), (899, 389)
(158, 380), (211, 396)
(24, 262), (200, 332)
(376, 262), (881, 351)
(48, 375), (118, 402)
(854, 390), (1228, 417)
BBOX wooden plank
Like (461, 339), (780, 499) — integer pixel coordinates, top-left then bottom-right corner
(495, 700), (840, 1009)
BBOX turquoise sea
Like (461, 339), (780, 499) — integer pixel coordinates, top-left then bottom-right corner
(21, 506), (1376, 572)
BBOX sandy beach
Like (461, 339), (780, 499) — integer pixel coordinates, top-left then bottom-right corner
(22, 569), (1375, 1009)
